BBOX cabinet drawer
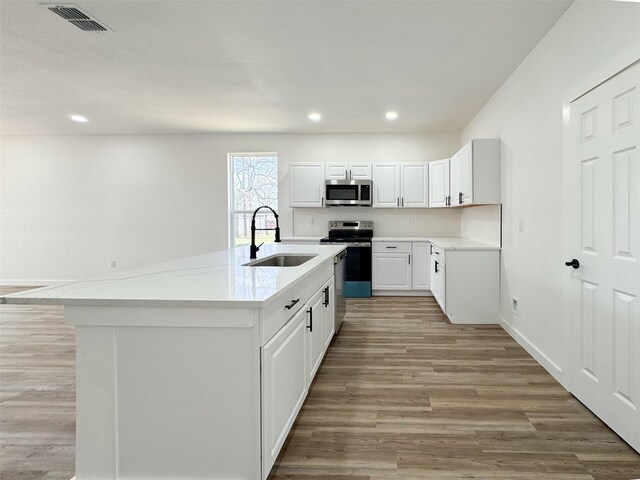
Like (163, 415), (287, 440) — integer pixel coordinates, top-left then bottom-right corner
(261, 282), (308, 345)
(431, 244), (446, 264)
(372, 241), (412, 254)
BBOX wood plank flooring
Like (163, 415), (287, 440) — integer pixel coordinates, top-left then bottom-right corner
(268, 297), (640, 480)
(1, 289), (638, 479)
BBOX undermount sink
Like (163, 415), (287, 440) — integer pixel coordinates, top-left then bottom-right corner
(244, 254), (317, 267)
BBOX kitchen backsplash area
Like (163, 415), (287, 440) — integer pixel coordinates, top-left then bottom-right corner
(291, 207), (462, 237)
(460, 205), (502, 246)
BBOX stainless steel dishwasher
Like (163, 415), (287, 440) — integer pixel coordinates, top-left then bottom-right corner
(334, 249), (347, 332)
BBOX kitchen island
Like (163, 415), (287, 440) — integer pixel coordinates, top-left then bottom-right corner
(2, 243), (346, 480)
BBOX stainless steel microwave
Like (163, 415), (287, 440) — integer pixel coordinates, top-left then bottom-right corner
(325, 179), (372, 206)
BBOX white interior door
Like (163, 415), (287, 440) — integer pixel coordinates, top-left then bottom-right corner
(566, 61), (640, 452)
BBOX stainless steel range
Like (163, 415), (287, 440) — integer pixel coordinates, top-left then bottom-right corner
(320, 221), (373, 298)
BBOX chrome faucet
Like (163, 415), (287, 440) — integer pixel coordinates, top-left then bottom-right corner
(250, 206), (281, 259)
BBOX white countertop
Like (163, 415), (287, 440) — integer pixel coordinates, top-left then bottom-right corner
(373, 236), (500, 251)
(0, 244), (345, 308)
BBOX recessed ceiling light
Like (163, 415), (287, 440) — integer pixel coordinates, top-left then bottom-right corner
(70, 114), (88, 123)
(308, 113), (322, 122)
(386, 111), (398, 120)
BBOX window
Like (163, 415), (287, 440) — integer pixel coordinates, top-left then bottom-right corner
(229, 153), (278, 247)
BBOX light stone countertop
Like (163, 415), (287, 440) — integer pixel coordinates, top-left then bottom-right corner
(373, 236), (500, 251)
(0, 243), (345, 308)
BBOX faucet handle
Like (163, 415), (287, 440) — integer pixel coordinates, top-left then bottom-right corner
(256, 242), (264, 251)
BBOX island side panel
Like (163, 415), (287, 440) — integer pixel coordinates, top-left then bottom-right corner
(75, 325), (118, 479)
(68, 306), (262, 480)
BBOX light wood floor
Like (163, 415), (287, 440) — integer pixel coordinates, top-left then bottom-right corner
(1, 289), (639, 479)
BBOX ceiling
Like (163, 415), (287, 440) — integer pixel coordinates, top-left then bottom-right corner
(0, 0), (572, 135)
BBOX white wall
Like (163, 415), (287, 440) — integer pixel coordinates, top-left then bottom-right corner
(0, 132), (459, 282)
(461, 1), (640, 383)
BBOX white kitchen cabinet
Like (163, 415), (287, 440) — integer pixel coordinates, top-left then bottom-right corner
(400, 163), (429, 208)
(449, 139), (500, 206)
(261, 307), (308, 475)
(372, 163), (401, 207)
(306, 287), (325, 384)
(411, 242), (431, 290)
(321, 278), (335, 352)
(430, 250), (446, 309)
(373, 162), (428, 208)
(372, 253), (411, 290)
(428, 159), (450, 208)
(326, 162), (372, 180)
(372, 242), (412, 290)
(289, 163), (325, 207)
(429, 245), (499, 324)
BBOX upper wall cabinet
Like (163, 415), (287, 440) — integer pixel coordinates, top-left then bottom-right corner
(450, 139), (500, 206)
(326, 162), (372, 180)
(289, 163), (325, 207)
(428, 139), (500, 208)
(372, 162), (428, 208)
(428, 159), (450, 208)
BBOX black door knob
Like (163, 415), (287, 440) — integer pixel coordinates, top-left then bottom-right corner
(565, 259), (580, 269)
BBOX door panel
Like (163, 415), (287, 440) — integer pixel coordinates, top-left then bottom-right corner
(428, 159), (450, 208)
(401, 163), (429, 208)
(372, 163), (400, 207)
(567, 62), (640, 452)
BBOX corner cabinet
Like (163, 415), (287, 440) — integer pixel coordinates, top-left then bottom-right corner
(429, 139), (500, 208)
(289, 163), (325, 207)
(372, 162), (428, 208)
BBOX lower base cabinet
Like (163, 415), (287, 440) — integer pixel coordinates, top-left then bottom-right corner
(372, 240), (431, 294)
(261, 274), (336, 476)
(261, 307), (308, 473)
(430, 247), (499, 324)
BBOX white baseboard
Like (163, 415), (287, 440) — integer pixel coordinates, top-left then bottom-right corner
(0, 279), (72, 287)
(498, 315), (567, 388)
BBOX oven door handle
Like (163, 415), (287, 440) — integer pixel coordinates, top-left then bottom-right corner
(321, 242), (371, 247)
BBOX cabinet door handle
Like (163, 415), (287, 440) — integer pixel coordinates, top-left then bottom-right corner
(350, 169), (353, 179)
(321, 197), (324, 207)
(434, 250), (439, 255)
(408, 254), (411, 265)
(435, 261), (439, 273)
(323, 286), (329, 306)
(565, 258), (580, 269)
(430, 244), (433, 255)
(386, 246), (397, 249)
(459, 192), (463, 204)
(307, 307), (313, 332)
(285, 298), (300, 310)
(397, 197), (399, 207)
(401, 197), (404, 207)
(345, 169), (348, 179)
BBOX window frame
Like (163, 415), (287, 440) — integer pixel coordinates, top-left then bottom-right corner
(227, 152), (279, 249)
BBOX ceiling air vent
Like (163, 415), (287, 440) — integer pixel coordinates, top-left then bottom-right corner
(47, 5), (109, 32)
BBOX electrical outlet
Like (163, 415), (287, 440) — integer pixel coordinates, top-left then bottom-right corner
(512, 297), (519, 315)
(306, 217), (313, 226)
(110, 260), (116, 269)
